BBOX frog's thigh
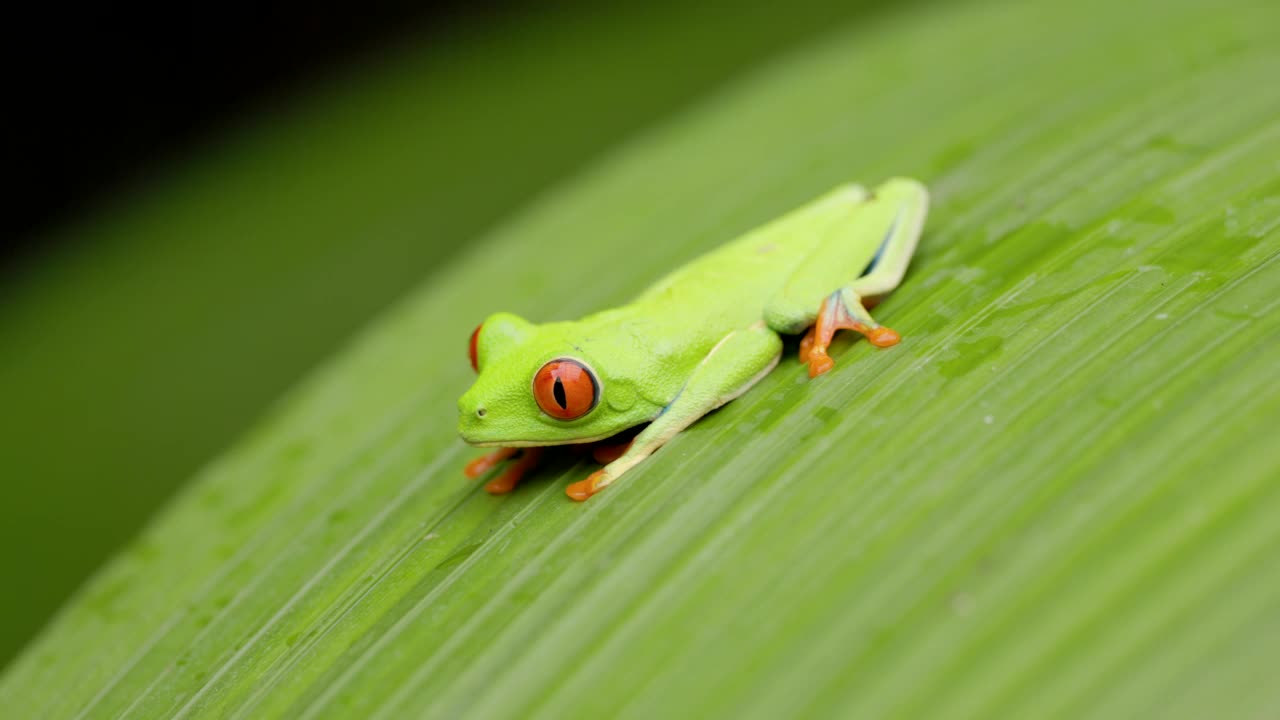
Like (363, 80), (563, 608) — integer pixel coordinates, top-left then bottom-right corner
(764, 182), (870, 233)
(763, 177), (929, 334)
(566, 323), (782, 500)
(846, 177), (929, 298)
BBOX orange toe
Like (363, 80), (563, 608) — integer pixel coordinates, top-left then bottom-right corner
(478, 448), (541, 495)
(485, 473), (520, 494)
(808, 354), (835, 378)
(566, 470), (607, 502)
(868, 326), (900, 348)
(464, 456), (490, 479)
(464, 447), (516, 478)
(798, 329), (816, 363)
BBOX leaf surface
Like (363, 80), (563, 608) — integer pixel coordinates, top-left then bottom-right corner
(2, 0), (1277, 717)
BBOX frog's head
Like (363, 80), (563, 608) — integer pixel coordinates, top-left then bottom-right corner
(457, 312), (640, 447)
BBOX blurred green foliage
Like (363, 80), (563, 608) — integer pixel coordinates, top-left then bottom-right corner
(0, 0), (885, 665)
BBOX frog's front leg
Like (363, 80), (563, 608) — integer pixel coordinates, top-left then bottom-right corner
(566, 323), (782, 501)
(464, 447), (545, 495)
(765, 177), (928, 377)
(464, 447), (518, 478)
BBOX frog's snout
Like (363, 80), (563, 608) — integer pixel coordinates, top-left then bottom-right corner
(456, 393), (489, 442)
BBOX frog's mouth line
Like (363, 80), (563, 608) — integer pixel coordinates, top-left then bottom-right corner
(462, 431), (621, 449)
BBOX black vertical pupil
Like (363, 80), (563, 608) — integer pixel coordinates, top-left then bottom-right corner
(553, 377), (568, 409)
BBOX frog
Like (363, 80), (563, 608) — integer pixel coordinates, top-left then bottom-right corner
(457, 177), (929, 501)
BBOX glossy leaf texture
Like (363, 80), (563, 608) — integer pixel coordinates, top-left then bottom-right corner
(2, 0), (1278, 716)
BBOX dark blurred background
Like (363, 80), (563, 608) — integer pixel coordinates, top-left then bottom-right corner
(0, 0), (880, 668)
(6, 2), (472, 254)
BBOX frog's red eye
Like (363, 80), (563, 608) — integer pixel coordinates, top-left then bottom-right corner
(468, 324), (482, 372)
(532, 359), (598, 420)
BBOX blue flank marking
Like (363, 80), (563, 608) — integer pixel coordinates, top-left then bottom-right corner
(658, 383), (687, 417)
(859, 209), (901, 278)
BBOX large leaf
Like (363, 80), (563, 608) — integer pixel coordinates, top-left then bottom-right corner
(0, 0), (877, 662)
(3, 0), (1277, 716)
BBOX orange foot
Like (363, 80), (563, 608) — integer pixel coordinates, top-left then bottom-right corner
(799, 327), (816, 363)
(867, 326), (900, 348)
(566, 469), (607, 502)
(465, 447), (544, 494)
(799, 325), (836, 376)
(803, 294), (901, 377)
(484, 448), (544, 494)
(464, 447), (517, 478)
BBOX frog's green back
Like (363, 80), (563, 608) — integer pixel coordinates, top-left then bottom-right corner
(625, 183), (875, 331)
(536, 181), (903, 416)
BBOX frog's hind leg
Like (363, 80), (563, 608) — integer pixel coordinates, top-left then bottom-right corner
(799, 289), (902, 377)
(764, 177), (929, 378)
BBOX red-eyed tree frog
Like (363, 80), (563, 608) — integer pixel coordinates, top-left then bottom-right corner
(458, 178), (929, 501)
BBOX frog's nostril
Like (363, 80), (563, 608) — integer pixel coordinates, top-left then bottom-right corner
(476, 407), (487, 418)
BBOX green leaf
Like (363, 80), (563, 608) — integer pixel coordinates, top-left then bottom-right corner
(3, 0), (1277, 716)
(0, 0), (879, 663)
